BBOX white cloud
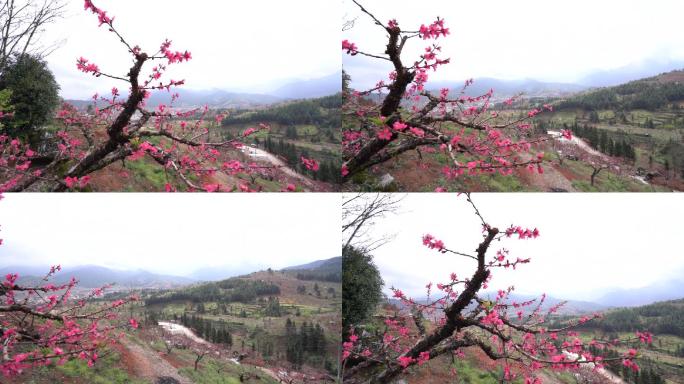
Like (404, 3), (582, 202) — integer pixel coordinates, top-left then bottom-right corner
(44, 0), (340, 98)
(343, 0), (684, 88)
(352, 193), (684, 301)
(0, 193), (340, 276)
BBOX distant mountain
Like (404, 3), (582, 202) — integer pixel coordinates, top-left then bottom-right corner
(189, 264), (264, 282)
(389, 292), (608, 316)
(557, 69), (684, 111)
(482, 293), (609, 315)
(578, 59), (684, 87)
(282, 257), (342, 283)
(282, 257), (341, 271)
(583, 298), (684, 341)
(595, 277), (684, 307)
(64, 89), (283, 111)
(0, 265), (194, 289)
(64, 76), (341, 111)
(146, 89), (283, 108)
(272, 73), (341, 99)
(428, 77), (587, 98)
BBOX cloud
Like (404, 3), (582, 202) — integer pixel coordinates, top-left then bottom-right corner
(342, 0), (684, 89)
(0, 193), (340, 277)
(354, 193), (684, 302)
(44, 0), (340, 99)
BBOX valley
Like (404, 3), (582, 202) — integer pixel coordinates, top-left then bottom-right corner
(4, 257), (342, 384)
(60, 89), (341, 193)
(344, 70), (684, 192)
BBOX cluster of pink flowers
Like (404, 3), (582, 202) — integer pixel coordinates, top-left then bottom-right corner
(76, 57), (99, 75)
(64, 176), (91, 190)
(419, 18), (449, 39)
(160, 40), (192, 64)
(505, 225), (540, 239)
(83, 0), (112, 26)
(422, 234), (446, 252)
(342, 40), (358, 55)
(301, 156), (320, 172)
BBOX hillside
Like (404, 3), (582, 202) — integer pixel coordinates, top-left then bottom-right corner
(9, 259), (341, 383)
(347, 68), (684, 192)
(219, 94), (342, 184)
(359, 297), (684, 384)
(576, 298), (684, 338)
(568, 298), (684, 384)
(282, 256), (342, 282)
(558, 69), (684, 111)
(141, 267), (342, 381)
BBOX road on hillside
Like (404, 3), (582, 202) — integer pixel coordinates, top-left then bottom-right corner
(158, 322), (290, 383)
(548, 131), (610, 160)
(563, 351), (627, 384)
(121, 339), (193, 384)
(241, 145), (317, 189)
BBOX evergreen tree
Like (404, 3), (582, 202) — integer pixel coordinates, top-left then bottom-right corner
(0, 54), (60, 145)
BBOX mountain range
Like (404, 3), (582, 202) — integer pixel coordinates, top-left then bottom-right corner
(577, 58), (684, 87)
(282, 256), (341, 272)
(0, 257), (341, 289)
(421, 60), (684, 98)
(64, 72), (341, 110)
(390, 274), (684, 314)
(428, 78), (587, 98)
(0, 265), (194, 289)
(594, 276), (684, 308)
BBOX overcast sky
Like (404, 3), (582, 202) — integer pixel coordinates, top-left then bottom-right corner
(0, 193), (340, 276)
(44, 0), (339, 99)
(350, 193), (684, 302)
(343, 0), (684, 88)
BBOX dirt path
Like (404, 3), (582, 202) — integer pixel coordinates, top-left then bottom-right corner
(241, 145), (317, 189)
(564, 351), (627, 384)
(159, 322), (208, 345)
(516, 152), (577, 192)
(548, 130), (611, 161)
(121, 339), (193, 384)
(156, 323), (286, 383)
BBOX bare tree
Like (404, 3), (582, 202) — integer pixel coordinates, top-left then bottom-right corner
(557, 140), (617, 187)
(0, 0), (66, 71)
(342, 193), (403, 252)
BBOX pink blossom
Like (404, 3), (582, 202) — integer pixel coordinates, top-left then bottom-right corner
(397, 356), (415, 368)
(342, 40), (358, 55)
(377, 128), (392, 140)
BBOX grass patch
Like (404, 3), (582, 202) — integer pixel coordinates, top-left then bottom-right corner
(179, 358), (279, 384)
(452, 359), (523, 384)
(124, 158), (170, 191)
(46, 352), (146, 384)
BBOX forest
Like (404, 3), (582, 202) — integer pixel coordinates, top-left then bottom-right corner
(564, 121), (638, 160)
(145, 278), (281, 305)
(222, 94), (341, 128)
(577, 299), (684, 337)
(558, 78), (684, 111)
(284, 319), (329, 369)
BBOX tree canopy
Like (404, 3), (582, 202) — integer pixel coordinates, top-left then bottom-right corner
(0, 53), (60, 144)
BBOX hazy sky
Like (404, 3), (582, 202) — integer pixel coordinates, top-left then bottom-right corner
(44, 0), (340, 99)
(350, 193), (684, 302)
(0, 193), (340, 276)
(342, 0), (684, 88)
